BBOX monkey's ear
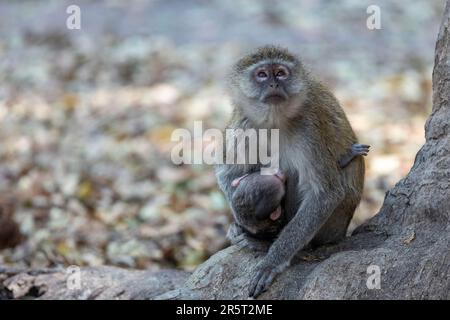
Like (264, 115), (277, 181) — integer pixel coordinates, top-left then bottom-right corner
(255, 203), (280, 221)
(269, 207), (282, 221)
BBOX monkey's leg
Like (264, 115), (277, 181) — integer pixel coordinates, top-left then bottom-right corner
(310, 201), (356, 247)
(249, 188), (344, 297)
(227, 223), (271, 253)
(338, 143), (370, 168)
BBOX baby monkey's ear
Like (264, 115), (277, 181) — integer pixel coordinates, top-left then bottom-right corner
(269, 206), (282, 221)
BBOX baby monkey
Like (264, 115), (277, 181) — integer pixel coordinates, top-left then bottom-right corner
(230, 170), (287, 241)
(228, 143), (369, 249)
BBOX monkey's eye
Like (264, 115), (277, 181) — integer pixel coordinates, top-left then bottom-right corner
(275, 69), (289, 80)
(256, 71), (268, 81)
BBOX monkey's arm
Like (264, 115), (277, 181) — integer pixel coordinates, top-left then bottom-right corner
(338, 143), (370, 168)
(249, 187), (344, 297)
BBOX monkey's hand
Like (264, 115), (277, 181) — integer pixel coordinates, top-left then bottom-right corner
(249, 257), (288, 298)
(227, 223), (270, 253)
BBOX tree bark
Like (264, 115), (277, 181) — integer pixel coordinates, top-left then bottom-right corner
(0, 266), (189, 300)
(1, 1), (450, 300)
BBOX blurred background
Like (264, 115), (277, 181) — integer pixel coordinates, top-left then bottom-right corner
(0, 0), (443, 271)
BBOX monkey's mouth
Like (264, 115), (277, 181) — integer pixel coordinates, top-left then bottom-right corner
(261, 88), (288, 104)
(262, 94), (287, 104)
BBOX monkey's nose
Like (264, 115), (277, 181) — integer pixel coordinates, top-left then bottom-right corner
(269, 83), (279, 88)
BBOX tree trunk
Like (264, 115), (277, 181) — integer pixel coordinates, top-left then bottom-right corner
(1, 1), (450, 300)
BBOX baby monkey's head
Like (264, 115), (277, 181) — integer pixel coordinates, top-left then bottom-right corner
(231, 171), (286, 238)
(229, 46), (310, 127)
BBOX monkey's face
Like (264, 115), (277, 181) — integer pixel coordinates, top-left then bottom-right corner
(231, 60), (307, 127)
(254, 63), (291, 104)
